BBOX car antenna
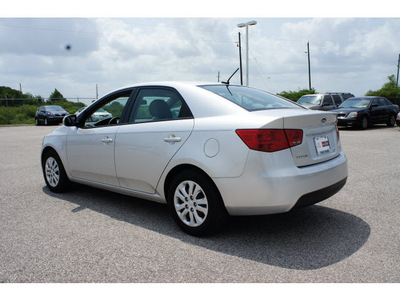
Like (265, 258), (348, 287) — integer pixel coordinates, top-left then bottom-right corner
(221, 68), (239, 85)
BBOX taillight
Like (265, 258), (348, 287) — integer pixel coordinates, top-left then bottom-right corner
(236, 129), (303, 152)
(335, 122), (340, 141)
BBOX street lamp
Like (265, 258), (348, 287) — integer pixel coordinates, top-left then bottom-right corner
(237, 20), (257, 86)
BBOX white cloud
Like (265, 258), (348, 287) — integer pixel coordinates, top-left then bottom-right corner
(0, 17), (399, 104)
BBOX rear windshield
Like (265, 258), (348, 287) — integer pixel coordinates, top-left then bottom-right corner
(201, 85), (302, 111)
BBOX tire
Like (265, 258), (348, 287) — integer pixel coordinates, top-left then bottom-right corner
(387, 115), (396, 127)
(42, 150), (71, 193)
(35, 118), (39, 126)
(359, 117), (369, 130)
(167, 170), (228, 236)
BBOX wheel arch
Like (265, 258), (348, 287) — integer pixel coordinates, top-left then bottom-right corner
(163, 164), (223, 205)
(41, 146), (68, 176)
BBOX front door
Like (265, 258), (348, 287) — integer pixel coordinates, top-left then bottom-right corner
(66, 90), (132, 186)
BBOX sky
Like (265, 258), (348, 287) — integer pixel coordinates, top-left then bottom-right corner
(1, 1), (400, 105)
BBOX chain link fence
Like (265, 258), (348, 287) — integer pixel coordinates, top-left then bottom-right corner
(0, 97), (95, 125)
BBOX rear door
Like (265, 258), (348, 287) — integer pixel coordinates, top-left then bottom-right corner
(331, 94), (343, 108)
(378, 98), (390, 122)
(114, 87), (194, 194)
(369, 98), (385, 124)
(321, 95), (335, 110)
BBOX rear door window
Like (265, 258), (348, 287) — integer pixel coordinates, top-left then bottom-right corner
(129, 88), (192, 123)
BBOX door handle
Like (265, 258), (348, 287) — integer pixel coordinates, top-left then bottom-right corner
(164, 134), (182, 144)
(101, 136), (113, 144)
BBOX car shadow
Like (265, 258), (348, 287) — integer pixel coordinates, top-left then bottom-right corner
(43, 184), (370, 271)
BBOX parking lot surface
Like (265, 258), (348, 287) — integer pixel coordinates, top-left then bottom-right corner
(0, 125), (399, 283)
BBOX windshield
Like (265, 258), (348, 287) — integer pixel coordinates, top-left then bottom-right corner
(297, 95), (322, 106)
(339, 98), (370, 108)
(201, 85), (301, 111)
(45, 106), (64, 111)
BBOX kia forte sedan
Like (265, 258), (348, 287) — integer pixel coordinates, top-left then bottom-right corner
(41, 82), (348, 236)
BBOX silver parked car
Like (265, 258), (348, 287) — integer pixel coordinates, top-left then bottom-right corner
(298, 93), (354, 111)
(41, 82), (348, 236)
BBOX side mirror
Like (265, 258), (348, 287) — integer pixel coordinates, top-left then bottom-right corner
(63, 114), (77, 127)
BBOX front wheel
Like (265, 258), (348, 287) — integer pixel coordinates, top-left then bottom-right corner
(42, 150), (71, 193)
(359, 117), (369, 130)
(167, 170), (228, 236)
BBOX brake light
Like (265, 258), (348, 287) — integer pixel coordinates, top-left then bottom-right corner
(335, 122), (340, 141)
(236, 129), (303, 152)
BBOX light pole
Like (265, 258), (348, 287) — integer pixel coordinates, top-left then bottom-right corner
(306, 41), (312, 91)
(237, 20), (257, 86)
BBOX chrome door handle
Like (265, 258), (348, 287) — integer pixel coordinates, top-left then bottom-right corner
(101, 136), (113, 144)
(164, 134), (182, 144)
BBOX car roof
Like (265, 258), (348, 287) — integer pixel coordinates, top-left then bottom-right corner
(97, 82), (247, 118)
(346, 96), (376, 100)
(110, 81), (220, 92)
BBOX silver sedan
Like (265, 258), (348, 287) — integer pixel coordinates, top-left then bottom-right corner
(41, 82), (348, 236)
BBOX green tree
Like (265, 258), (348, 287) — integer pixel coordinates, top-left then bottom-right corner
(278, 88), (317, 101)
(48, 89), (67, 103)
(0, 86), (25, 99)
(0, 86), (44, 106)
(365, 75), (400, 105)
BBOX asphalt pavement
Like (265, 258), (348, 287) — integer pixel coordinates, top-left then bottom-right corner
(0, 124), (399, 283)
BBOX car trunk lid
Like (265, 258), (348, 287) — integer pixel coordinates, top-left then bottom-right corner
(253, 109), (340, 167)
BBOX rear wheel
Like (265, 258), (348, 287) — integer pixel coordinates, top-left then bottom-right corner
(167, 170), (228, 236)
(42, 150), (71, 193)
(387, 115), (396, 127)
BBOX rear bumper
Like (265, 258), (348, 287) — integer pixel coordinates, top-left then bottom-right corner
(214, 149), (348, 216)
(291, 177), (347, 210)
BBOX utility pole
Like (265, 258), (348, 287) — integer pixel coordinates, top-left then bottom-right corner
(217, 71), (220, 82)
(5, 96), (9, 124)
(238, 32), (243, 85)
(96, 84), (99, 99)
(307, 42), (312, 91)
(396, 54), (399, 101)
(19, 83), (22, 94)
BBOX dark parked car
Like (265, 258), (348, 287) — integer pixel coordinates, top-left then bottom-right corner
(396, 112), (400, 127)
(297, 93), (354, 111)
(333, 97), (399, 129)
(35, 105), (69, 125)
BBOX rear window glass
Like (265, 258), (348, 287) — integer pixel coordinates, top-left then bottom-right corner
(200, 85), (302, 111)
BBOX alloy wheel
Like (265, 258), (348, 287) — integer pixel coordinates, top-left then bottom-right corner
(45, 157), (60, 187)
(173, 180), (209, 227)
